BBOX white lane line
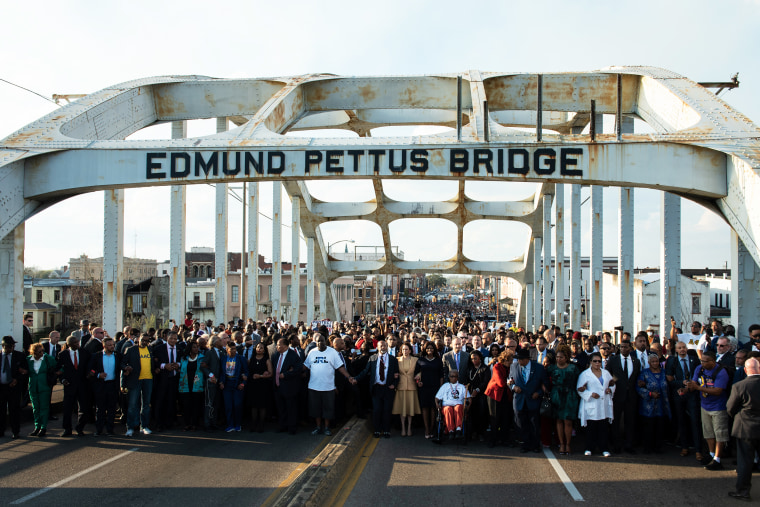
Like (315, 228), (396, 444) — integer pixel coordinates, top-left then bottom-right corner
(543, 447), (584, 502)
(11, 447), (139, 504)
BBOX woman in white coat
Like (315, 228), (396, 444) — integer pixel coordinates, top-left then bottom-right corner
(576, 351), (615, 457)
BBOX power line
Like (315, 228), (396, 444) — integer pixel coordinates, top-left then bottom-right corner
(0, 78), (60, 107)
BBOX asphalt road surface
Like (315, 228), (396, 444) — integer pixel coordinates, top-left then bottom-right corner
(1, 416), (753, 506)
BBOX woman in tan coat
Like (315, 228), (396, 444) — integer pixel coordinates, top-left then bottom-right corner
(392, 342), (421, 436)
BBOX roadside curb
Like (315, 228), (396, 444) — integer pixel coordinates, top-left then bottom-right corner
(272, 416), (371, 507)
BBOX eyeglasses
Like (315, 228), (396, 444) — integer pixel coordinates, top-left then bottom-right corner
(591, 360), (602, 363)
(751, 334), (760, 339)
(717, 344), (729, 347)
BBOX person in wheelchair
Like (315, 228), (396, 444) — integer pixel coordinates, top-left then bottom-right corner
(435, 371), (471, 439)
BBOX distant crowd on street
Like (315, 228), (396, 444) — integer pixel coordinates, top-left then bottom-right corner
(2, 303), (760, 501)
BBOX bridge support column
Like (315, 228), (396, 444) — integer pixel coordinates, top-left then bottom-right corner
(247, 182), (259, 321)
(619, 117), (635, 334)
(660, 192), (681, 340)
(103, 189), (124, 335)
(0, 225), (24, 350)
(590, 185), (603, 334)
(524, 283), (534, 331)
(534, 237), (542, 331)
(570, 184), (581, 330)
(291, 196), (301, 322)
(215, 117), (228, 325)
(543, 194), (552, 326)
(272, 183), (282, 320)
(306, 237), (315, 324)
(554, 185), (565, 328)
(731, 231), (760, 346)
(318, 281), (327, 320)
(169, 121), (187, 323)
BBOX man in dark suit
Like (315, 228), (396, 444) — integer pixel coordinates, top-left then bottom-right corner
(715, 336), (736, 384)
(0, 336), (28, 439)
(201, 334), (225, 431)
(271, 337), (303, 434)
(72, 320), (91, 348)
(56, 335), (90, 436)
(42, 331), (62, 358)
(508, 349), (545, 453)
(665, 341), (702, 457)
(352, 339), (399, 438)
(606, 339), (641, 453)
(152, 331), (181, 431)
(84, 328), (105, 355)
(88, 337), (119, 435)
(22, 314), (34, 353)
(442, 337), (470, 380)
(726, 357), (760, 501)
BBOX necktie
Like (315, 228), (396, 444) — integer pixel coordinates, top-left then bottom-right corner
(73, 351), (78, 370)
(455, 354), (460, 371)
(682, 358), (689, 378)
(623, 356), (629, 377)
(276, 354), (284, 387)
(522, 366), (528, 383)
(170, 347), (176, 375)
(380, 356), (386, 382)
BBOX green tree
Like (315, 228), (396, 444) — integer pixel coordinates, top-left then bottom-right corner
(426, 274), (447, 289)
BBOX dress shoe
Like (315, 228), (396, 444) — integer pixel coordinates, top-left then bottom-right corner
(728, 491), (751, 501)
(373, 432), (381, 438)
(61, 430), (73, 437)
(37, 429), (46, 437)
(383, 432), (391, 438)
(705, 459), (724, 471)
(77, 430), (86, 437)
(11, 433), (19, 439)
(93, 431), (103, 436)
(29, 428), (40, 437)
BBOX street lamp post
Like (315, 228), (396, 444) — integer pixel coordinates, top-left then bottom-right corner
(327, 239), (355, 255)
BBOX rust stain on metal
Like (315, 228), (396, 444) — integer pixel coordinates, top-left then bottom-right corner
(205, 92), (217, 108)
(398, 86), (418, 106)
(154, 88), (187, 118)
(358, 84), (377, 102)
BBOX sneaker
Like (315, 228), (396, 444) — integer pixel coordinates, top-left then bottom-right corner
(324, 429), (332, 436)
(705, 459), (724, 471)
(225, 427), (235, 433)
(141, 427), (152, 435)
(311, 427), (323, 435)
(125, 429), (134, 437)
(584, 450), (592, 456)
(602, 452), (611, 457)
(235, 426), (241, 432)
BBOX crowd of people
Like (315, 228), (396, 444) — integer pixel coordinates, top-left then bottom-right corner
(1, 306), (760, 499)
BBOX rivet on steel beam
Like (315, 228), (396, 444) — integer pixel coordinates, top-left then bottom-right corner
(536, 74), (543, 142)
(590, 100), (596, 142)
(483, 100), (489, 142)
(457, 75), (462, 142)
(616, 74), (622, 141)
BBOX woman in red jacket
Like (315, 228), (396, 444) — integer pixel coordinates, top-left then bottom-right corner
(485, 348), (514, 448)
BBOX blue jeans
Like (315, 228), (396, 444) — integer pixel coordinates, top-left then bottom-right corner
(127, 379), (153, 430)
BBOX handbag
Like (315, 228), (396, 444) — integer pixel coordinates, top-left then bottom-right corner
(539, 394), (552, 417)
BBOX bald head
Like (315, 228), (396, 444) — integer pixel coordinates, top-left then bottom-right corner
(745, 358), (760, 376)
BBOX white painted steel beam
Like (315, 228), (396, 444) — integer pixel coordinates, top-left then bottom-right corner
(318, 282), (327, 320)
(619, 117), (635, 334)
(306, 237), (315, 324)
(590, 185), (603, 333)
(660, 192), (681, 339)
(247, 182), (259, 322)
(0, 224), (24, 350)
(169, 120), (187, 322)
(534, 237), (542, 330)
(524, 283), (534, 331)
(570, 185), (581, 330)
(291, 196), (301, 322)
(731, 231), (760, 346)
(554, 186), (565, 328)
(103, 189), (124, 335)
(215, 118), (228, 325)
(272, 183), (282, 319)
(543, 194), (552, 326)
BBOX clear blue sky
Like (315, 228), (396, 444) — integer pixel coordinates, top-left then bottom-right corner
(2, 0), (758, 271)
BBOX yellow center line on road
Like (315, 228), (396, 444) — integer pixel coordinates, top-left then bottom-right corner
(260, 435), (331, 507)
(325, 432), (379, 507)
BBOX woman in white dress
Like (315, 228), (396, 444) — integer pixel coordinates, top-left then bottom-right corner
(576, 351), (615, 457)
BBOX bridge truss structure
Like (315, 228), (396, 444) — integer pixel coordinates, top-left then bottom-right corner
(2, 66), (760, 344)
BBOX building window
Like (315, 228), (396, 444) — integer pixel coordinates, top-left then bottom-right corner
(206, 293), (214, 306)
(692, 294), (701, 314)
(232, 285), (239, 303)
(365, 288), (372, 298)
(194, 266), (199, 277)
(54, 290), (60, 303)
(36, 290), (42, 303)
(268, 285), (272, 301)
(258, 285), (262, 300)
(286, 285), (291, 300)
(726, 294), (730, 309)
(193, 292), (200, 307)
(365, 302), (371, 313)
(157, 295), (163, 307)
